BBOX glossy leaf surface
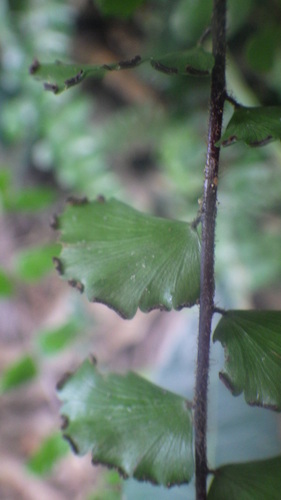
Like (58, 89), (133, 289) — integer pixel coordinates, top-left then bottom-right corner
(218, 106), (281, 147)
(208, 456), (281, 500)
(55, 198), (200, 319)
(58, 359), (194, 486)
(151, 47), (214, 76)
(213, 310), (281, 410)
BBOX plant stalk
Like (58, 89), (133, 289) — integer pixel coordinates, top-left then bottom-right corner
(194, 1), (227, 499)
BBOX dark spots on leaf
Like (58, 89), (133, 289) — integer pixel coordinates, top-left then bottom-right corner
(145, 304), (168, 314)
(96, 194), (105, 203)
(68, 279), (84, 293)
(176, 301), (196, 310)
(63, 434), (79, 454)
(60, 415), (69, 430)
(66, 195), (89, 206)
(185, 65), (209, 76)
(263, 403), (279, 412)
(64, 69), (84, 88)
(185, 400), (193, 410)
(151, 60), (178, 75)
(222, 135), (237, 146)
(56, 371), (73, 390)
(115, 468), (129, 480)
(44, 82), (59, 94)
(134, 471), (158, 485)
(159, 304), (170, 312)
(29, 59), (40, 74)
(50, 214), (59, 230)
(53, 257), (63, 275)
(90, 297), (130, 320)
(248, 400), (279, 411)
(118, 55), (141, 69)
(89, 354), (98, 365)
(102, 64), (114, 71)
(91, 459), (129, 479)
(191, 215), (202, 229)
(249, 135), (273, 147)
(219, 372), (236, 394)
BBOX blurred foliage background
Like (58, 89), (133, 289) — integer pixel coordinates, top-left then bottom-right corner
(0, 0), (281, 499)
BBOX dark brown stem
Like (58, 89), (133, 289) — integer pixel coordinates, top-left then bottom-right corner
(194, 1), (227, 499)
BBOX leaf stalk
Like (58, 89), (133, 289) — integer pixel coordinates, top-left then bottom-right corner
(194, 1), (227, 499)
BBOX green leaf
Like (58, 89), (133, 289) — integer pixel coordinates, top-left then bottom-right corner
(218, 106), (281, 147)
(57, 359), (194, 486)
(37, 320), (80, 356)
(0, 268), (13, 297)
(88, 470), (123, 500)
(245, 26), (280, 73)
(6, 187), (55, 212)
(29, 58), (141, 95)
(30, 60), (105, 94)
(14, 243), (61, 282)
(27, 432), (69, 476)
(0, 169), (10, 196)
(0, 169), (54, 212)
(55, 198), (201, 319)
(208, 456), (281, 500)
(150, 47), (214, 76)
(30, 47), (214, 95)
(0, 355), (37, 393)
(213, 310), (281, 410)
(95, 0), (145, 18)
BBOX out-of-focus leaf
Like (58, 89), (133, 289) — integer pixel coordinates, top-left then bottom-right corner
(0, 268), (13, 297)
(94, 0), (145, 18)
(151, 47), (214, 76)
(0, 167), (55, 212)
(27, 432), (69, 476)
(55, 198), (201, 319)
(14, 243), (61, 282)
(227, 0), (254, 35)
(30, 60), (105, 94)
(208, 456), (281, 500)
(88, 470), (123, 500)
(0, 169), (10, 195)
(0, 355), (37, 393)
(170, 0), (212, 44)
(30, 47), (213, 96)
(213, 310), (281, 410)
(58, 359), (194, 486)
(29, 58), (141, 94)
(5, 187), (55, 212)
(246, 26), (280, 73)
(217, 106), (281, 147)
(37, 320), (80, 355)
